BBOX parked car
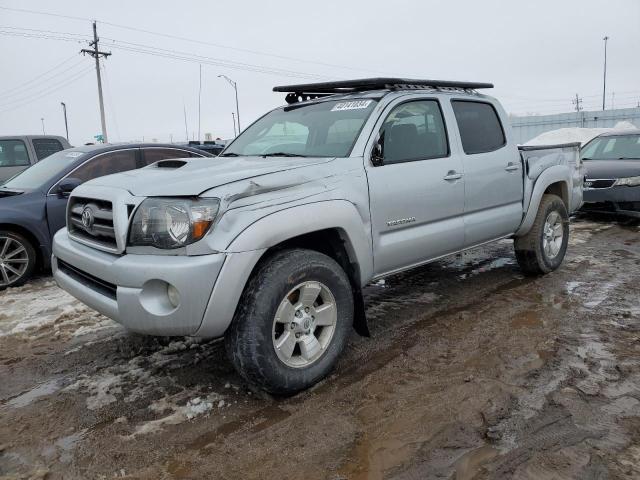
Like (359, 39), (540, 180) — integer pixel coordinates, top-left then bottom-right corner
(188, 142), (225, 156)
(0, 143), (210, 289)
(581, 130), (640, 217)
(0, 135), (72, 183)
(194, 144), (225, 156)
(52, 78), (583, 394)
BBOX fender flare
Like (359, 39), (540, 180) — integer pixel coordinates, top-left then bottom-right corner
(516, 165), (571, 237)
(196, 200), (374, 338)
(225, 200), (374, 284)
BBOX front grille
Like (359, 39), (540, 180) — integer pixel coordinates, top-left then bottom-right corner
(584, 179), (615, 189)
(67, 197), (118, 250)
(57, 259), (117, 300)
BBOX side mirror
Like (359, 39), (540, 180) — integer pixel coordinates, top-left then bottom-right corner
(371, 132), (385, 167)
(56, 177), (81, 198)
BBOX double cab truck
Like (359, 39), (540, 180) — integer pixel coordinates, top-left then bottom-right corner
(52, 78), (583, 394)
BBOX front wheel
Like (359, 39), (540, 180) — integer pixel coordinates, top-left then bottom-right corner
(225, 249), (354, 395)
(514, 194), (569, 275)
(0, 231), (36, 290)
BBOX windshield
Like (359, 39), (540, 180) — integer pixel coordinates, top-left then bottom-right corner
(2, 149), (84, 190)
(581, 134), (640, 160)
(0, 139), (29, 167)
(222, 99), (378, 157)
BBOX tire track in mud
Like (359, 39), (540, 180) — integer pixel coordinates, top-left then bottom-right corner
(1, 218), (640, 479)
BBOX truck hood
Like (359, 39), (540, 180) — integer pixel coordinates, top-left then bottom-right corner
(85, 156), (335, 197)
(584, 159), (640, 179)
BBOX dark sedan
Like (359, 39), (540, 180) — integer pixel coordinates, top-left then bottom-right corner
(0, 143), (210, 289)
(581, 130), (640, 217)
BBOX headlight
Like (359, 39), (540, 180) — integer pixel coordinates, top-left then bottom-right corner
(129, 198), (220, 249)
(614, 176), (640, 187)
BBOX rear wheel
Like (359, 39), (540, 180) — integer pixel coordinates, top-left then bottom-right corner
(514, 194), (569, 275)
(225, 249), (354, 395)
(0, 231), (36, 290)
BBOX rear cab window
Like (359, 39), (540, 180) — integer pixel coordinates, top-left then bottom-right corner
(451, 100), (506, 154)
(32, 138), (65, 160)
(0, 139), (30, 167)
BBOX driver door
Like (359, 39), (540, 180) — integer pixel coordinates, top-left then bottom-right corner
(365, 98), (465, 276)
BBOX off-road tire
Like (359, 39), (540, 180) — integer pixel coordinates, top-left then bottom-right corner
(225, 249), (354, 395)
(514, 194), (569, 275)
(0, 230), (37, 290)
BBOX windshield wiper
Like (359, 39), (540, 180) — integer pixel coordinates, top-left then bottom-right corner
(219, 152), (240, 157)
(261, 152), (307, 158)
(617, 157), (640, 160)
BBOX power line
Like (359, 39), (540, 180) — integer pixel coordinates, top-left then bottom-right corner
(0, 25), (331, 80)
(0, 5), (384, 76)
(0, 53), (80, 97)
(0, 68), (93, 114)
(0, 66), (94, 108)
(105, 41), (329, 79)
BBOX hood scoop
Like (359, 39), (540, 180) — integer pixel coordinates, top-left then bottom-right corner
(153, 159), (188, 169)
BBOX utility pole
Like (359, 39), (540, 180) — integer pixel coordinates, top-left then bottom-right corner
(218, 75), (241, 133)
(183, 103), (189, 142)
(572, 94), (583, 112)
(198, 64), (202, 143)
(40, 117), (45, 135)
(60, 102), (69, 141)
(81, 21), (111, 143)
(231, 112), (237, 137)
(602, 36), (609, 111)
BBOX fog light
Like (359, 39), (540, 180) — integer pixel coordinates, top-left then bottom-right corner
(167, 284), (180, 308)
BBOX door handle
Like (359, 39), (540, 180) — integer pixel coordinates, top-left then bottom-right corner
(443, 171), (463, 181)
(505, 163), (519, 172)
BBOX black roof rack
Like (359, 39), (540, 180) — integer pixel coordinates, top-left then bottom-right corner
(273, 77), (493, 104)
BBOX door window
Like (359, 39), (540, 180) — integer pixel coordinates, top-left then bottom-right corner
(142, 148), (202, 166)
(451, 101), (506, 154)
(0, 140), (29, 167)
(70, 150), (138, 182)
(32, 138), (64, 160)
(379, 100), (449, 164)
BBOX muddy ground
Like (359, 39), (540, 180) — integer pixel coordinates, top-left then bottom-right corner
(1, 215), (639, 479)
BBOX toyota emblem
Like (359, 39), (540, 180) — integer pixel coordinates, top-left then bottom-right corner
(81, 207), (95, 230)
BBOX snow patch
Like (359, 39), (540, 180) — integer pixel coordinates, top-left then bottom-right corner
(524, 121), (637, 147)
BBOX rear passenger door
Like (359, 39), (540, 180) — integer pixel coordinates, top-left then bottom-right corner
(450, 100), (523, 246)
(366, 98), (465, 276)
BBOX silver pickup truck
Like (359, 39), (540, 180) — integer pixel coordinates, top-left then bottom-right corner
(52, 78), (583, 394)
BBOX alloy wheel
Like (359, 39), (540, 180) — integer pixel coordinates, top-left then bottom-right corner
(272, 281), (337, 368)
(0, 236), (30, 287)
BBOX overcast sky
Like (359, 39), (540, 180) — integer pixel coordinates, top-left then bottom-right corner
(0, 0), (639, 145)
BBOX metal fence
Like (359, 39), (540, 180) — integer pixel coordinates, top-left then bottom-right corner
(509, 107), (640, 144)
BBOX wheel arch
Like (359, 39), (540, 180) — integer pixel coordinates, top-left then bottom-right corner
(516, 166), (572, 237)
(0, 222), (46, 270)
(196, 201), (373, 338)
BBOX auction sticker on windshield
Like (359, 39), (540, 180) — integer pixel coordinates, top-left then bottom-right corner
(331, 100), (373, 111)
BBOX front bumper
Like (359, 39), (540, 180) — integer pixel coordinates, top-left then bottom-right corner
(581, 185), (640, 218)
(52, 229), (225, 336)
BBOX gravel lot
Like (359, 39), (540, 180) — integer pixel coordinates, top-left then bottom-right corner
(1, 215), (639, 479)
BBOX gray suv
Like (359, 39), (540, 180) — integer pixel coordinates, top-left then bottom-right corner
(52, 78), (583, 394)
